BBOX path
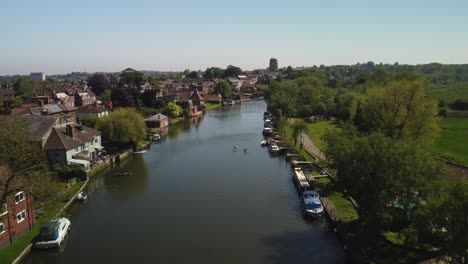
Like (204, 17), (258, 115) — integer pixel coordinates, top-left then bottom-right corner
(300, 131), (326, 160)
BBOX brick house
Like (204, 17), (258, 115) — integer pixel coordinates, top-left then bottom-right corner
(76, 103), (109, 123)
(144, 113), (169, 129)
(0, 190), (35, 248)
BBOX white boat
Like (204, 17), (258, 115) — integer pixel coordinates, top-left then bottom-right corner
(268, 144), (280, 154)
(154, 133), (161, 141)
(34, 218), (71, 249)
(76, 191), (88, 201)
(300, 191), (324, 218)
(260, 140), (267, 146)
(134, 150), (147, 154)
(263, 126), (273, 135)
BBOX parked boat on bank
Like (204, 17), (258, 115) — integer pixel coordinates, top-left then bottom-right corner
(76, 191), (88, 201)
(293, 167), (311, 192)
(34, 218), (71, 249)
(300, 190), (324, 218)
(268, 144), (280, 154)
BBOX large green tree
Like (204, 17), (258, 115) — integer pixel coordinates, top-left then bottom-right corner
(0, 117), (49, 205)
(355, 79), (439, 141)
(324, 130), (443, 231)
(413, 181), (468, 263)
(215, 80), (232, 99)
(88, 73), (110, 95)
(119, 68), (147, 88)
(96, 108), (146, 145)
(13, 77), (33, 99)
(164, 102), (183, 118)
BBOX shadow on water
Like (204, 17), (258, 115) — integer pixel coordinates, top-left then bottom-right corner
(261, 227), (346, 264)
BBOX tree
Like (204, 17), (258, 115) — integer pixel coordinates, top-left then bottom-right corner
(119, 68), (147, 88)
(204, 67), (225, 78)
(13, 77), (33, 99)
(0, 117), (48, 205)
(111, 87), (136, 107)
(292, 120), (307, 146)
(141, 90), (158, 108)
(215, 80), (232, 99)
(355, 80), (439, 141)
(324, 130), (442, 231)
(186, 71), (200, 79)
(96, 108), (146, 146)
(165, 102), (183, 118)
(88, 73), (109, 95)
(414, 181), (468, 263)
(224, 65), (242, 77)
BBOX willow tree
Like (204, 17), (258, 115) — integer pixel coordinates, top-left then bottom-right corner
(96, 108), (146, 146)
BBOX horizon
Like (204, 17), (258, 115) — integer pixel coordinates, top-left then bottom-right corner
(2, 0), (468, 75)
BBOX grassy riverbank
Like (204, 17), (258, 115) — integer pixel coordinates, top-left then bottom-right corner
(433, 117), (468, 166)
(304, 120), (341, 150)
(0, 180), (86, 264)
(205, 102), (221, 111)
(280, 121), (358, 222)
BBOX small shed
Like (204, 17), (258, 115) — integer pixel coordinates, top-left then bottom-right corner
(144, 113), (169, 128)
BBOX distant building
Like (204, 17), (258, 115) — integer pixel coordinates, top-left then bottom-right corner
(144, 113), (169, 129)
(29, 72), (46, 81)
(269, 58), (278, 72)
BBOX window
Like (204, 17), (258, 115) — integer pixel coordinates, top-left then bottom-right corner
(16, 210), (26, 223)
(15, 192), (25, 204)
(0, 222), (5, 235)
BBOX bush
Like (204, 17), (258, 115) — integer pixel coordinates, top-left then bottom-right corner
(55, 165), (87, 181)
(449, 99), (468, 110)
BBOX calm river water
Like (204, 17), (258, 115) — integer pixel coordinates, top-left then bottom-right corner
(24, 100), (345, 264)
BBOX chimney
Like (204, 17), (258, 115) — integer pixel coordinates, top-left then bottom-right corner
(66, 124), (74, 138)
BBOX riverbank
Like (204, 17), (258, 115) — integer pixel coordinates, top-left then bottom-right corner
(0, 179), (87, 264)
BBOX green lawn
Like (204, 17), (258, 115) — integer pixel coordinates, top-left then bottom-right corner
(205, 102), (221, 111)
(329, 192), (359, 222)
(428, 82), (468, 103)
(305, 120), (341, 150)
(433, 118), (468, 166)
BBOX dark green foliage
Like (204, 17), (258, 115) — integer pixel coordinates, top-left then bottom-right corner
(88, 73), (109, 95)
(449, 99), (468, 110)
(111, 87), (136, 107)
(204, 67), (225, 78)
(13, 77), (33, 100)
(224, 65), (242, 77)
(119, 68), (147, 87)
(141, 90), (158, 108)
(186, 71), (200, 79)
(215, 80), (232, 99)
(55, 165), (87, 181)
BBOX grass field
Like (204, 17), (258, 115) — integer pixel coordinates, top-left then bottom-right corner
(205, 102), (221, 111)
(329, 192), (359, 222)
(433, 118), (468, 166)
(304, 120), (341, 150)
(428, 81), (468, 103)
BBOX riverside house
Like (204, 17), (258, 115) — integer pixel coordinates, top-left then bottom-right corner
(0, 184), (35, 248)
(144, 113), (169, 129)
(44, 124), (103, 171)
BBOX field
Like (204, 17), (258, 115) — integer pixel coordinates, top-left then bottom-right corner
(428, 81), (468, 103)
(304, 120), (341, 150)
(433, 118), (468, 166)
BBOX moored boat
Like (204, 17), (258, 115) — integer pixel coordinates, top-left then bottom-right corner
(34, 218), (71, 249)
(300, 190), (324, 218)
(268, 144), (280, 154)
(76, 191), (88, 201)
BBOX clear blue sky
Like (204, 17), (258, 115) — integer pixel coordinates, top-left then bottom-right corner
(1, 0), (467, 75)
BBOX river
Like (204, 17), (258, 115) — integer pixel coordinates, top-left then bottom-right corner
(24, 100), (345, 264)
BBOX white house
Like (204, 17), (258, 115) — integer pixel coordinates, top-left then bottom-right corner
(44, 124), (103, 171)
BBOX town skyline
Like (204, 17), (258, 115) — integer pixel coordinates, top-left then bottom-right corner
(2, 0), (468, 75)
